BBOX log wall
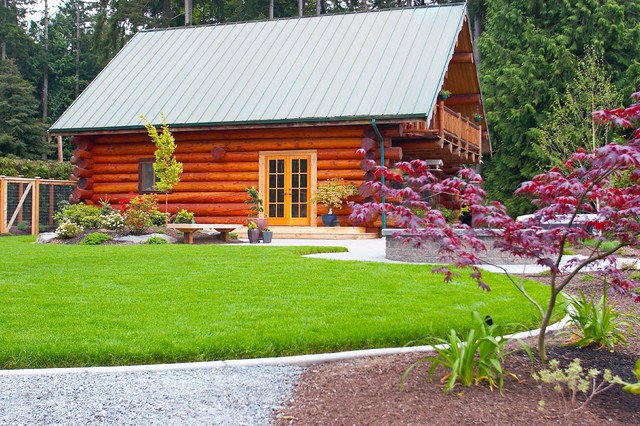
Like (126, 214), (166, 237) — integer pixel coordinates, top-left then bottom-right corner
(72, 125), (399, 226)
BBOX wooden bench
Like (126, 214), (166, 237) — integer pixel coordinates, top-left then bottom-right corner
(166, 224), (238, 244)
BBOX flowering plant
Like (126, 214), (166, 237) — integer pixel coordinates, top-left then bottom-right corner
(55, 220), (83, 239)
(99, 211), (125, 230)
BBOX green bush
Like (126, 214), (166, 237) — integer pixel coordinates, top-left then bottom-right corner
(146, 236), (168, 245)
(99, 211), (125, 230)
(403, 311), (531, 394)
(55, 220), (83, 239)
(173, 209), (195, 224)
(149, 210), (168, 226)
(55, 203), (101, 229)
(0, 157), (73, 180)
(79, 232), (112, 245)
(567, 288), (639, 349)
(16, 222), (28, 232)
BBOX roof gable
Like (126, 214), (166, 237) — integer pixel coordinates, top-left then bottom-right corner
(50, 5), (468, 133)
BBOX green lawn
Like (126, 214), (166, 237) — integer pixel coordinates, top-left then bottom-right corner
(0, 236), (560, 369)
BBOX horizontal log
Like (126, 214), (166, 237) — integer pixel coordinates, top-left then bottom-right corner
(77, 177), (94, 190)
(70, 137), (93, 151)
(174, 181), (258, 192)
(93, 163), (139, 174)
(445, 94), (482, 106)
(92, 144), (155, 156)
(91, 191), (252, 205)
(210, 151), (259, 162)
(92, 126), (370, 144)
(317, 159), (362, 170)
(93, 174), (138, 183)
(71, 158), (94, 169)
(72, 167), (93, 178)
(316, 149), (363, 160)
(191, 216), (250, 225)
(387, 147), (403, 161)
(163, 203), (250, 217)
(317, 170), (364, 181)
(180, 171), (259, 182)
(92, 183), (138, 193)
(72, 187), (93, 201)
(72, 149), (92, 159)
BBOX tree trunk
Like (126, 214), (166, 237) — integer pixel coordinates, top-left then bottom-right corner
(2, 0), (8, 60)
(316, 0), (321, 16)
(537, 289), (560, 361)
(298, 0), (303, 17)
(75, 0), (80, 98)
(42, 0), (49, 121)
(185, 0), (192, 25)
(269, 0), (274, 19)
(163, 0), (170, 27)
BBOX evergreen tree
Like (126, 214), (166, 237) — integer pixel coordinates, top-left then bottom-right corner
(479, 0), (640, 216)
(0, 60), (48, 158)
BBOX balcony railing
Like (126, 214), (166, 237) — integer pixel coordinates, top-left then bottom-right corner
(401, 101), (482, 161)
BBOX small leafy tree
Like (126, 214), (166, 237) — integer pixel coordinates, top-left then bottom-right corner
(140, 114), (183, 218)
(350, 92), (640, 361)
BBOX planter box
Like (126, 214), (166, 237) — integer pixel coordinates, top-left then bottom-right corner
(382, 229), (527, 265)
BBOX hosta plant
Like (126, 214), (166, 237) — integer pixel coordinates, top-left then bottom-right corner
(402, 311), (531, 394)
(567, 286), (639, 349)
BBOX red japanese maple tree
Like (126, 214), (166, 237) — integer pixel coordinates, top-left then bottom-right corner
(350, 93), (640, 360)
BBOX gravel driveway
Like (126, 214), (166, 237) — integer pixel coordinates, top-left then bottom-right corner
(0, 365), (302, 425)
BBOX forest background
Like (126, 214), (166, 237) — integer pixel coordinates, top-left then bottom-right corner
(1, 0), (639, 215)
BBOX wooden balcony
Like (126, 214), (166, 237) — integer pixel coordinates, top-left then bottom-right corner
(399, 101), (483, 164)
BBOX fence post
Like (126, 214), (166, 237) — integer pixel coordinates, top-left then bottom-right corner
(0, 176), (6, 234)
(31, 177), (40, 235)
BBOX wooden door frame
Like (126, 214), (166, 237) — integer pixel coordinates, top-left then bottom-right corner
(259, 150), (317, 227)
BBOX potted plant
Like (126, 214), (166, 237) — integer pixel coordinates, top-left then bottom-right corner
(262, 227), (273, 243)
(439, 90), (451, 101)
(473, 112), (482, 123)
(247, 220), (260, 243)
(311, 178), (358, 227)
(173, 209), (195, 224)
(245, 187), (268, 238)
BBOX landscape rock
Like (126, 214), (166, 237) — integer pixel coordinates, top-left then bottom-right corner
(113, 233), (177, 244)
(36, 233), (58, 244)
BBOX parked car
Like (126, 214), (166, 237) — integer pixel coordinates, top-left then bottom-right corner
(516, 213), (600, 234)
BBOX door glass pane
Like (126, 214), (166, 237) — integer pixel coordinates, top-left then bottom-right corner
(292, 189), (299, 202)
(292, 160), (299, 173)
(277, 174), (284, 187)
(292, 175), (299, 187)
(277, 189), (285, 202)
(300, 159), (307, 173)
(292, 205), (299, 218)
(269, 204), (276, 217)
(300, 189), (307, 203)
(277, 204), (284, 217)
(269, 175), (276, 188)
(269, 160), (276, 173)
(277, 160), (284, 173)
(301, 204), (307, 217)
(300, 175), (307, 187)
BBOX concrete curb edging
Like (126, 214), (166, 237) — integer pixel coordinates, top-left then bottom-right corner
(0, 315), (571, 377)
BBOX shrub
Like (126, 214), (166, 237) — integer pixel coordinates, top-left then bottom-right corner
(149, 210), (168, 226)
(124, 210), (151, 235)
(146, 236), (168, 244)
(402, 311), (531, 394)
(16, 222), (28, 232)
(566, 287), (639, 349)
(311, 178), (357, 214)
(0, 156), (73, 180)
(55, 202), (101, 229)
(99, 211), (125, 230)
(79, 232), (112, 245)
(55, 220), (83, 239)
(174, 209), (195, 224)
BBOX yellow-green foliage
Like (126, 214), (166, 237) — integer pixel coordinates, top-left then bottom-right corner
(140, 114), (183, 193)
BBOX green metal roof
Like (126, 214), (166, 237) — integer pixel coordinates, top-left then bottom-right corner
(50, 5), (467, 133)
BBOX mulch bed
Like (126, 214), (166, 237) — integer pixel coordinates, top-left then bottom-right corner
(275, 272), (640, 425)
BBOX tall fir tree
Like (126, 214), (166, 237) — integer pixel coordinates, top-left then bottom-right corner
(479, 0), (640, 216)
(0, 60), (48, 158)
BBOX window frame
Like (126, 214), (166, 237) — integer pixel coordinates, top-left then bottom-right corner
(138, 158), (158, 193)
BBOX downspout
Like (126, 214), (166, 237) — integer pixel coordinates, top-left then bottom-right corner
(371, 119), (386, 230)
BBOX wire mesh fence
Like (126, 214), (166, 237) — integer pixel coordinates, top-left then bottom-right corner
(0, 176), (76, 235)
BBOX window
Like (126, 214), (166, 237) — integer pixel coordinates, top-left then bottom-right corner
(138, 159), (157, 193)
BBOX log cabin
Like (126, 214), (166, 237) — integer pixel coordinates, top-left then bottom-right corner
(49, 4), (490, 235)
